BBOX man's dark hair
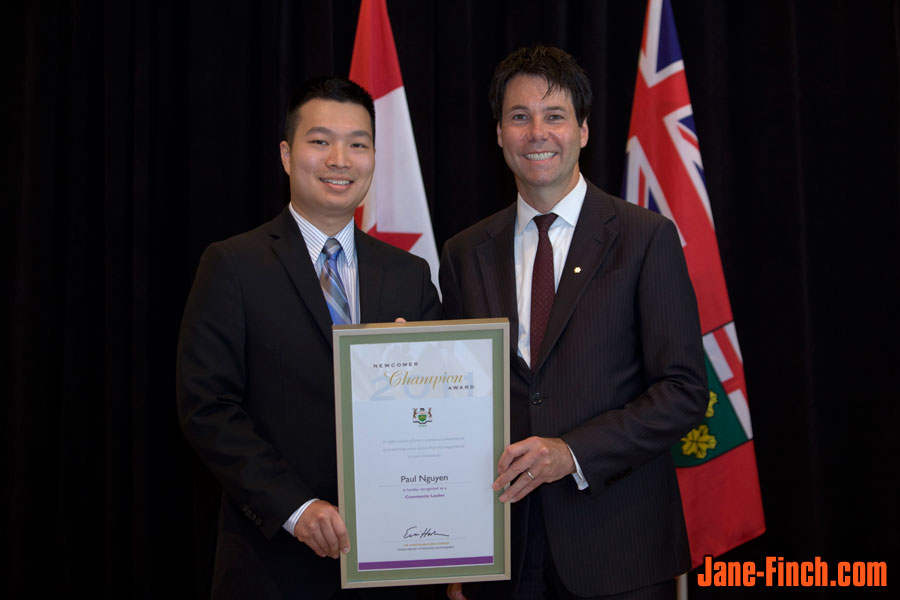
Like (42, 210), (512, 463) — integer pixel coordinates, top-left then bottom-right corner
(283, 76), (376, 144)
(489, 45), (593, 126)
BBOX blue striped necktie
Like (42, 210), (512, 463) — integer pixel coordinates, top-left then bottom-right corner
(320, 238), (351, 325)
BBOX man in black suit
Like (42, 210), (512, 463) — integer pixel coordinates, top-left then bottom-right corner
(440, 47), (707, 599)
(176, 76), (441, 599)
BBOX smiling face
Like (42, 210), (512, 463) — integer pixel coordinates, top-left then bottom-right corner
(497, 74), (588, 212)
(279, 98), (375, 235)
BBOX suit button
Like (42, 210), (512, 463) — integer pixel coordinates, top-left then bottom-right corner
(256, 518), (262, 526)
(529, 393), (542, 405)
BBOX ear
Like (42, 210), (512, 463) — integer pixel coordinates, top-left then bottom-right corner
(279, 141), (291, 175)
(496, 122), (503, 148)
(580, 119), (589, 149)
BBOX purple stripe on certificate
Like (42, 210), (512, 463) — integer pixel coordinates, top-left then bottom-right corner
(358, 556), (493, 570)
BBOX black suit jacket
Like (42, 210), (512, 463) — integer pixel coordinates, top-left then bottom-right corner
(439, 181), (707, 597)
(176, 207), (442, 599)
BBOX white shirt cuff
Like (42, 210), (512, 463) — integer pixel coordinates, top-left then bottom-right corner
(567, 444), (589, 490)
(283, 498), (318, 536)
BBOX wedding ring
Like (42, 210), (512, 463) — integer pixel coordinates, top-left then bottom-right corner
(525, 470), (535, 480)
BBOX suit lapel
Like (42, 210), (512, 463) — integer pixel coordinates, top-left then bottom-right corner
(355, 229), (385, 323)
(532, 184), (619, 373)
(475, 205), (531, 379)
(269, 208), (334, 345)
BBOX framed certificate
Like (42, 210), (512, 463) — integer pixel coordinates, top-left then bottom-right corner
(333, 318), (510, 588)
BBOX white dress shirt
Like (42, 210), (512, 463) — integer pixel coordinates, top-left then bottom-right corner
(283, 205), (360, 535)
(289, 203), (360, 324)
(513, 174), (589, 490)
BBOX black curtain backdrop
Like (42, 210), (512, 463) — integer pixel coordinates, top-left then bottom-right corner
(6, 1), (899, 598)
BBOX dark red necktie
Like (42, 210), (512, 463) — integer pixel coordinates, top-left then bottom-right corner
(530, 213), (557, 371)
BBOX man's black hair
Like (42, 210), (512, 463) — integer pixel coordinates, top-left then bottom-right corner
(284, 76), (376, 144)
(489, 45), (593, 126)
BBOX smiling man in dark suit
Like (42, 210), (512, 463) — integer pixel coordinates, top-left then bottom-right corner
(440, 47), (707, 600)
(176, 76), (441, 599)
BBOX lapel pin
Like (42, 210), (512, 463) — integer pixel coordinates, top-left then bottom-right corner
(573, 267), (582, 274)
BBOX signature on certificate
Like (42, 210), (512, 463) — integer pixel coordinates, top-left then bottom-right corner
(403, 526), (450, 539)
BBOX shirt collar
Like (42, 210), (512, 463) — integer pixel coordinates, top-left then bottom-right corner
(288, 203), (356, 266)
(515, 173), (586, 235)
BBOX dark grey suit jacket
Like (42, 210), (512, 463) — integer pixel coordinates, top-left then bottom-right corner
(439, 181), (707, 597)
(176, 207), (442, 599)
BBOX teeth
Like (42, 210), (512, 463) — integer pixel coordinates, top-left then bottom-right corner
(525, 152), (556, 160)
(322, 179), (351, 185)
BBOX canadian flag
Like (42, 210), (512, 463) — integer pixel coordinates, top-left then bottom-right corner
(349, 0), (440, 290)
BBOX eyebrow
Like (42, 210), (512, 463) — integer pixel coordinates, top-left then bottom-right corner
(305, 126), (372, 140)
(506, 104), (569, 113)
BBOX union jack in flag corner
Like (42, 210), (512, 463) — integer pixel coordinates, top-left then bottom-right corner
(623, 0), (766, 568)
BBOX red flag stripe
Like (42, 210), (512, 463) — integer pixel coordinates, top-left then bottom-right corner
(349, 0), (403, 99)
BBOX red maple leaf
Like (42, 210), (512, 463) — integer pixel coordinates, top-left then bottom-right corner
(366, 223), (421, 252)
(354, 206), (422, 252)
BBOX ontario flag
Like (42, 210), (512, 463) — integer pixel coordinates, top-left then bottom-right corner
(623, 0), (766, 568)
(349, 0), (440, 289)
